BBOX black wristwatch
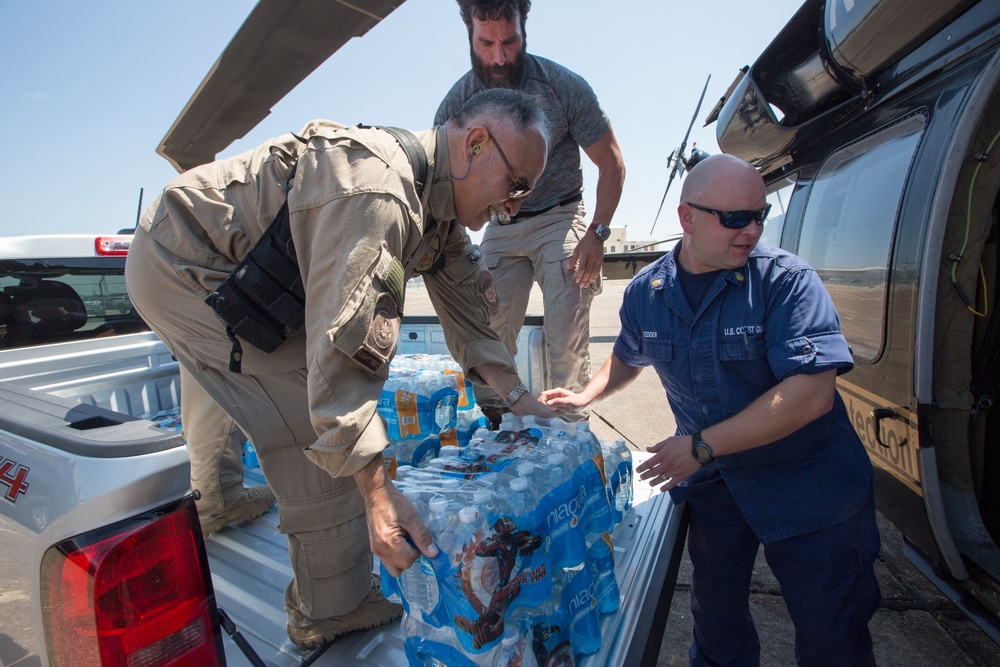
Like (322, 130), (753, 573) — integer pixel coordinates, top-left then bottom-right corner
(590, 223), (611, 242)
(691, 431), (715, 465)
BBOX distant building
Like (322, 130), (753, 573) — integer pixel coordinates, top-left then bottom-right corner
(603, 226), (670, 254)
(605, 226), (629, 254)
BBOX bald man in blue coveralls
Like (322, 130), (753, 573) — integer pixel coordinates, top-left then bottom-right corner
(541, 154), (881, 666)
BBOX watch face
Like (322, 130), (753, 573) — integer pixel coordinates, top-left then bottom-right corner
(692, 434), (714, 464)
(594, 224), (611, 241)
(694, 443), (713, 464)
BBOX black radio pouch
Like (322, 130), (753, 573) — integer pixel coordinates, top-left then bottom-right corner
(204, 196), (303, 355)
(204, 127), (428, 369)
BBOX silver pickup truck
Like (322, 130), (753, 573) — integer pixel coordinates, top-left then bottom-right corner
(0, 234), (684, 667)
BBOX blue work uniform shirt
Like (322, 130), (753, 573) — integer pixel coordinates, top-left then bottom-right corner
(614, 242), (874, 543)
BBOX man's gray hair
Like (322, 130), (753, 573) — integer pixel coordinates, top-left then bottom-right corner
(450, 88), (549, 145)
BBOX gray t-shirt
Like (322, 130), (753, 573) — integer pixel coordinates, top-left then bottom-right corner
(434, 54), (610, 215)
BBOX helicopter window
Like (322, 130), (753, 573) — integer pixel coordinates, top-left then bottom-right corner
(795, 113), (926, 361)
(760, 178), (796, 247)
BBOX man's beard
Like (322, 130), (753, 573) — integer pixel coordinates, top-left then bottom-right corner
(471, 45), (526, 89)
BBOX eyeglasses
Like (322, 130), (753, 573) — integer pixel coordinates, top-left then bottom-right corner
(686, 201), (772, 229)
(485, 128), (532, 201)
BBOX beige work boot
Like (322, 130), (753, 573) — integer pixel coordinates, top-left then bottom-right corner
(200, 485), (276, 535)
(286, 574), (403, 648)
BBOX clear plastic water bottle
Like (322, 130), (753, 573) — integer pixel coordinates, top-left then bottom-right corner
(424, 445), (462, 478)
(438, 444), (461, 460)
(506, 476), (534, 519)
(514, 460), (539, 487)
(450, 505), (483, 567)
(395, 464), (415, 483)
(426, 496), (452, 539)
(499, 412), (519, 432)
(610, 438), (633, 514)
(548, 417), (575, 439)
(555, 559), (603, 656)
(394, 438), (421, 469)
(542, 452), (572, 490)
(491, 627), (526, 667)
(435, 395), (456, 432)
(456, 404), (489, 445)
(515, 595), (568, 666)
(473, 485), (499, 521)
(398, 555), (440, 620)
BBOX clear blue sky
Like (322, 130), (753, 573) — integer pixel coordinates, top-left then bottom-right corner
(0, 0), (803, 244)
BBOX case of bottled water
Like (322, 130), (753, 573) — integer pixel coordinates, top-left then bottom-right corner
(378, 368), (460, 442)
(382, 414), (634, 666)
(379, 355), (491, 477)
(391, 353), (476, 411)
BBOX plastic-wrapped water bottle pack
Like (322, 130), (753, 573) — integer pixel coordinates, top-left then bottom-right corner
(382, 415), (634, 667)
(378, 355), (490, 476)
(390, 353), (476, 412)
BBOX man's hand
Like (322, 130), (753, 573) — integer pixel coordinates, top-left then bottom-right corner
(510, 392), (557, 419)
(567, 232), (605, 288)
(354, 456), (438, 576)
(635, 435), (702, 493)
(538, 387), (589, 412)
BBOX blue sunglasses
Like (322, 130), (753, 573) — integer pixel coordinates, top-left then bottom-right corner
(686, 201), (772, 229)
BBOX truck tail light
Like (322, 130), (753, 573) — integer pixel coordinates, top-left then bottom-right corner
(95, 235), (132, 256)
(41, 497), (224, 666)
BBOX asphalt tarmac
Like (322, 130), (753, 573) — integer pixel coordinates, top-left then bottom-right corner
(406, 277), (999, 666)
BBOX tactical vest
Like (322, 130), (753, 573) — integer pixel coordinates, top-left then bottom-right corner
(204, 127), (428, 370)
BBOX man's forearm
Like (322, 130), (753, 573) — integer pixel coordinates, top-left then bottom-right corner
(353, 452), (390, 498)
(474, 362), (524, 402)
(701, 370), (838, 456)
(585, 127), (625, 228)
(582, 354), (642, 405)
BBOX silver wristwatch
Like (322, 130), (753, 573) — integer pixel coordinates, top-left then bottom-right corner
(505, 383), (528, 406)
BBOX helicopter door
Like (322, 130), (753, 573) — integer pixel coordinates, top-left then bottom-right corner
(790, 115), (927, 494)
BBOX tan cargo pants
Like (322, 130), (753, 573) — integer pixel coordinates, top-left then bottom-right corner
(474, 201), (601, 418)
(126, 229), (372, 621)
(180, 364), (247, 521)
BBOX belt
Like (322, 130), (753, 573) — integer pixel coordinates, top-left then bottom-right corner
(505, 192), (583, 225)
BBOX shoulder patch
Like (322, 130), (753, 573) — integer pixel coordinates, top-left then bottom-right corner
(415, 236), (442, 273)
(478, 271), (500, 316)
(351, 293), (400, 373)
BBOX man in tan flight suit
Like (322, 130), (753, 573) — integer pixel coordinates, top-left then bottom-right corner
(126, 89), (553, 647)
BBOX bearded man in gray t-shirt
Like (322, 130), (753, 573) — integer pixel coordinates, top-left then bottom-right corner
(435, 0), (626, 424)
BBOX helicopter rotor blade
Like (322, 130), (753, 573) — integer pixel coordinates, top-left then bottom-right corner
(650, 157), (686, 234)
(675, 74), (712, 164)
(650, 74), (713, 233)
(157, 0), (406, 172)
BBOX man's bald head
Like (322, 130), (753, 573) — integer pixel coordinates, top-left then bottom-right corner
(676, 154), (768, 273)
(680, 154), (764, 206)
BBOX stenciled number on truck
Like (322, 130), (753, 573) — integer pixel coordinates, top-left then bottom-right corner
(0, 456), (30, 503)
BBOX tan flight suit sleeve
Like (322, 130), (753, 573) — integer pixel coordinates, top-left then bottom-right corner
(289, 131), (416, 479)
(423, 225), (518, 386)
